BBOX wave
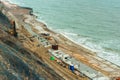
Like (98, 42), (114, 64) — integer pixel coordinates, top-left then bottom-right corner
(60, 31), (120, 66)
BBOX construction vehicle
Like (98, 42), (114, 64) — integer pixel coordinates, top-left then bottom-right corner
(7, 21), (18, 37)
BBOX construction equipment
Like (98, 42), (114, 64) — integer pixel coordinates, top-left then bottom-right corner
(8, 21), (18, 37)
(52, 36), (59, 50)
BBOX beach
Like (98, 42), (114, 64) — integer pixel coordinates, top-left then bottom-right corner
(0, 1), (120, 80)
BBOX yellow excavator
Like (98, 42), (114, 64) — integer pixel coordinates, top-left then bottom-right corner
(8, 21), (18, 37)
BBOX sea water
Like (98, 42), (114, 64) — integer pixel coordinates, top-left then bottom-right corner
(7, 0), (120, 66)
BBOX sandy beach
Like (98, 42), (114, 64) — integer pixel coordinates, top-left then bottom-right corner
(0, 1), (120, 80)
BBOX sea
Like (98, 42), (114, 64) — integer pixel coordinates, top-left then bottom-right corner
(6, 0), (120, 66)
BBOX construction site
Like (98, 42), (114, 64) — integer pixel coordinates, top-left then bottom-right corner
(0, 1), (120, 80)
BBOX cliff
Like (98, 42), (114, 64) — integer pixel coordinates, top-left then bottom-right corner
(0, 1), (64, 80)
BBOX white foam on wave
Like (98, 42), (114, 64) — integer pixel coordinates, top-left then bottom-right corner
(60, 32), (98, 53)
(5, 0), (16, 3)
(60, 31), (120, 66)
(60, 31), (101, 52)
(98, 50), (120, 66)
(5, 0), (25, 6)
(97, 39), (120, 66)
(36, 17), (48, 26)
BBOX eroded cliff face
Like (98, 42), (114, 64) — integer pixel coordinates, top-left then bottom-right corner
(0, 11), (12, 29)
(0, 35), (63, 80)
(0, 1), (64, 80)
(0, 1), (19, 29)
(0, 1), (34, 29)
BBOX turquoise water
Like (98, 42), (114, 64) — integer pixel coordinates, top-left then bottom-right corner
(7, 0), (120, 66)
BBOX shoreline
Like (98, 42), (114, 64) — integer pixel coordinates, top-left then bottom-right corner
(5, 0), (120, 67)
(33, 6), (120, 67)
(7, 0), (97, 54)
(1, 1), (120, 80)
(21, 3), (120, 78)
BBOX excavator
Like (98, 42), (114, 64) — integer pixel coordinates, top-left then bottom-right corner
(7, 21), (18, 37)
